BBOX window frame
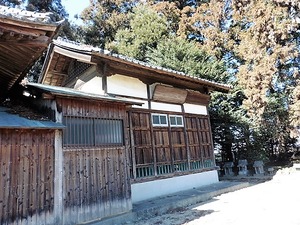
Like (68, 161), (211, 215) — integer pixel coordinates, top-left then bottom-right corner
(169, 115), (184, 127)
(151, 113), (168, 127)
(62, 116), (124, 147)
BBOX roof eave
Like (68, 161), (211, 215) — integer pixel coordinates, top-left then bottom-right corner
(91, 51), (231, 93)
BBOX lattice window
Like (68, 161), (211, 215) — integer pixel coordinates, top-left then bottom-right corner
(63, 116), (124, 147)
(65, 60), (92, 84)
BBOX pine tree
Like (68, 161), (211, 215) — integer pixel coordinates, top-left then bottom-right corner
(147, 37), (227, 82)
(109, 5), (168, 60)
(80, 0), (136, 47)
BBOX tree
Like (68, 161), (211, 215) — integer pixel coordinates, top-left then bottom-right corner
(80, 0), (136, 47)
(26, 0), (67, 18)
(0, 0), (21, 7)
(109, 5), (169, 60)
(147, 37), (227, 82)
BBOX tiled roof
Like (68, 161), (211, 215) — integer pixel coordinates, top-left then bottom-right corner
(0, 5), (63, 25)
(54, 38), (231, 91)
(0, 6), (63, 97)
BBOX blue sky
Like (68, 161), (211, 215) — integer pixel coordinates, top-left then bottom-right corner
(61, 0), (90, 23)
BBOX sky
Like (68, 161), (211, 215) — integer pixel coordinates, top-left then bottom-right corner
(61, 0), (90, 23)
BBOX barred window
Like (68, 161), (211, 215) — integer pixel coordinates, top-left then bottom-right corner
(63, 116), (124, 147)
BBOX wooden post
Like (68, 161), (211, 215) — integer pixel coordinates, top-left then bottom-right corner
(167, 120), (175, 173)
(181, 105), (191, 170)
(207, 111), (216, 167)
(147, 85), (157, 176)
(128, 110), (137, 179)
(102, 63), (108, 94)
(54, 130), (63, 224)
(196, 117), (204, 168)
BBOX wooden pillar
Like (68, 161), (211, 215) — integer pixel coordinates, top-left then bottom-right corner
(102, 63), (108, 94)
(128, 110), (137, 179)
(96, 62), (107, 94)
(167, 122), (175, 172)
(147, 85), (157, 176)
(54, 129), (63, 224)
(196, 117), (205, 168)
(181, 105), (191, 170)
(207, 111), (216, 167)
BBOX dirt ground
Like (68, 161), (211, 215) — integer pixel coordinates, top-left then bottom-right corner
(127, 168), (300, 225)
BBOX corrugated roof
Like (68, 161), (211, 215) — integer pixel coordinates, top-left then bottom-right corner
(26, 82), (143, 105)
(53, 38), (231, 92)
(0, 107), (64, 129)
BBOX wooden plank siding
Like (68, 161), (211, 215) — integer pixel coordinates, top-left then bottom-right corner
(63, 147), (130, 224)
(56, 98), (132, 224)
(0, 129), (56, 225)
(129, 110), (215, 180)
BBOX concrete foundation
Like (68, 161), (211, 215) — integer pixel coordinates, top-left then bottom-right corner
(131, 170), (219, 203)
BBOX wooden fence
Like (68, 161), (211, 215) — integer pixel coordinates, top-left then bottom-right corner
(62, 147), (131, 224)
(0, 129), (56, 225)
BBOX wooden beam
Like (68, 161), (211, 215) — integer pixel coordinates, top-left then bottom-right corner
(0, 22), (48, 36)
(0, 18), (58, 32)
(0, 35), (50, 46)
(152, 84), (188, 104)
(91, 54), (230, 92)
(53, 45), (92, 63)
(186, 90), (210, 105)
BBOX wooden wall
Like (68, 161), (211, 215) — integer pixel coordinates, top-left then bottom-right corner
(128, 110), (215, 180)
(0, 129), (56, 225)
(57, 98), (132, 224)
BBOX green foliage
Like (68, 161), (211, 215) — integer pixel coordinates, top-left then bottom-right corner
(109, 5), (168, 60)
(80, 0), (136, 47)
(147, 37), (227, 82)
(4, 0), (297, 163)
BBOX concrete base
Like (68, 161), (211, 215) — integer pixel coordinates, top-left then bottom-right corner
(131, 170), (219, 203)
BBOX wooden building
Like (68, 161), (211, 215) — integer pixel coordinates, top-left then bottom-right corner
(0, 6), (230, 223)
(39, 39), (230, 203)
(0, 5), (64, 225)
(22, 83), (139, 224)
(0, 106), (65, 225)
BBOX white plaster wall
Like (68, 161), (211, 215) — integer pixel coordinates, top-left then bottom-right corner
(151, 101), (182, 113)
(75, 76), (105, 95)
(131, 170), (219, 203)
(107, 74), (148, 99)
(184, 103), (207, 115)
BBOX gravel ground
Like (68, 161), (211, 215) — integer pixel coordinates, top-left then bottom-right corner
(129, 168), (300, 225)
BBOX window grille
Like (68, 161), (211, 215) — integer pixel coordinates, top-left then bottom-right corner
(65, 60), (92, 85)
(63, 116), (124, 147)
